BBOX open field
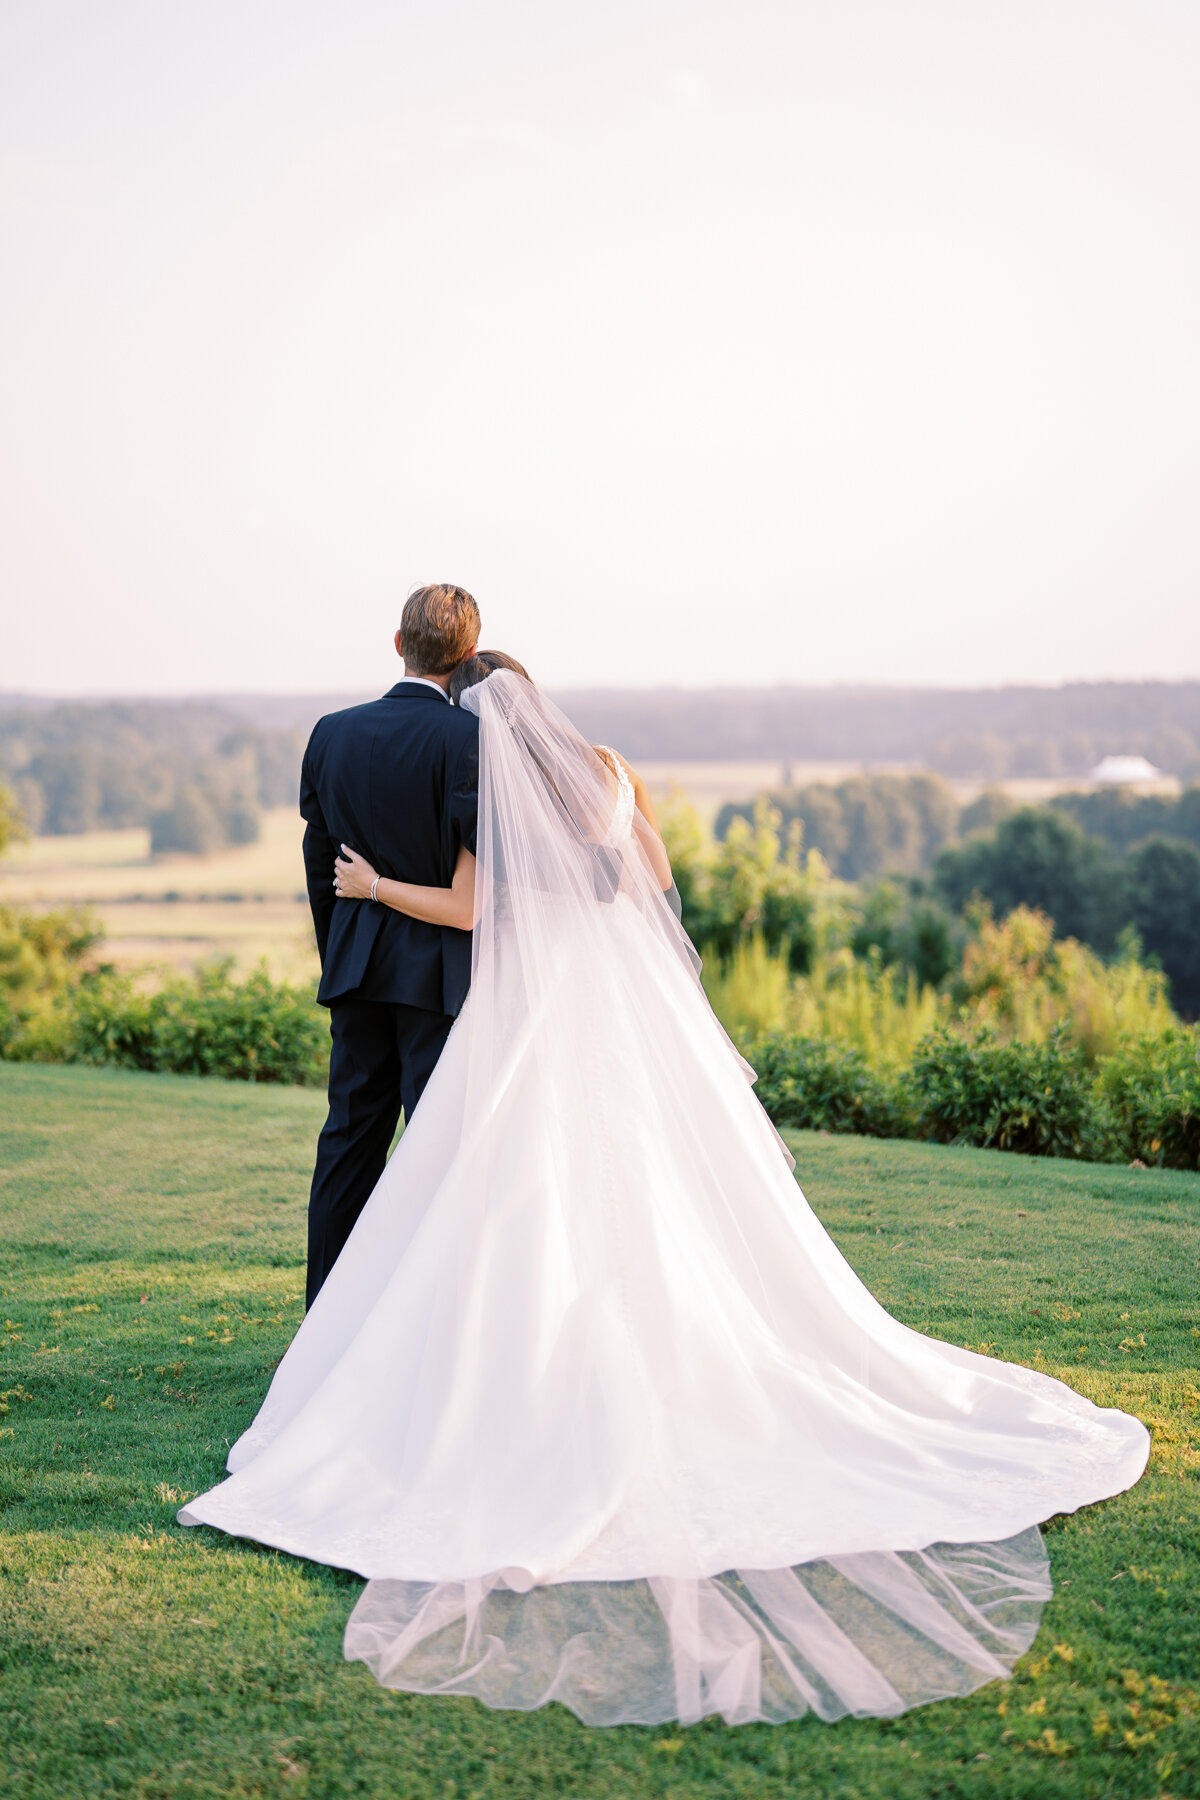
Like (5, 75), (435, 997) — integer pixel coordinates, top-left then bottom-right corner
(0, 1063), (1197, 1798)
(0, 810), (308, 899)
(0, 810), (318, 983)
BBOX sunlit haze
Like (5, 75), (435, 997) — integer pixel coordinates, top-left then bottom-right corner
(3, 0), (1199, 695)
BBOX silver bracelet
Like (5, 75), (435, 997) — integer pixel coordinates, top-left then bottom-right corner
(370, 875), (380, 904)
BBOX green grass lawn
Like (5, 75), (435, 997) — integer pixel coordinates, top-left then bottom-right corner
(1, 1064), (1197, 1800)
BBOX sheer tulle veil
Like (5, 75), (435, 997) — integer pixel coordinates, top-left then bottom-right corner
(180, 669), (1149, 1727)
(453, 668), (745, 1126)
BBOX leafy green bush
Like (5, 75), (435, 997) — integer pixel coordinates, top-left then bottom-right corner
(702, 935), (796, 1040)
(910, 1024), (1101, 1159)
(850, 877), (963, 988)
(953, 907), (1174, 1060)
(745, 1033), (912, 1138)
(0, 902), (102, 1057)
(704, 936), (945, 1067)
(68, 963), (328, 1086)
(786, 949), (944, 1069)
(665, 799), (830, 973)
(1097, 1028), (1200, 1171)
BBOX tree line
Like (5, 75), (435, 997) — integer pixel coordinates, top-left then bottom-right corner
(0, 702), (306, 852)
(933, 810), (1200, 1016)
(716, 773), (1200, 879)
(558, 679), (1200, 775)
(707, 775), (1200, 1017)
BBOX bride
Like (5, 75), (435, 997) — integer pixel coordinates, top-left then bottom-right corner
(180, 654), (1149, 1727)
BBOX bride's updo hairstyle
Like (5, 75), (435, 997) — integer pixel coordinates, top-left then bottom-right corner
(450, 649), (532, 705)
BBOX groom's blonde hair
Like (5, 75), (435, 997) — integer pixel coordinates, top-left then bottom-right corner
(401, 584), (481, 675)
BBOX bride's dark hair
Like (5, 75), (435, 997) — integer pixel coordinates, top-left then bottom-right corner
(450, 649), (532, 706)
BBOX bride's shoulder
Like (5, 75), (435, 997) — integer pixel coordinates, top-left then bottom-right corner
(594, 746), (640, 800)
(594, 744), (634, 779)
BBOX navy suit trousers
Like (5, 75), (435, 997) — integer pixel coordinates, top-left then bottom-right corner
(306, 998), (453, 1309)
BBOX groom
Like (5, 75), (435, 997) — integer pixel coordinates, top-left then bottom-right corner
(299, 584), (481, 1307)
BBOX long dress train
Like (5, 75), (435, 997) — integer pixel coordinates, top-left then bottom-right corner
(179, 673), (1148, 1726)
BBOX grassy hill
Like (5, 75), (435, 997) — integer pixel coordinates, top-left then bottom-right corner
(0, 1065), (1197, 1799)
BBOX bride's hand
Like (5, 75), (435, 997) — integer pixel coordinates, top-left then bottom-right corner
(334, 844), (378, 900)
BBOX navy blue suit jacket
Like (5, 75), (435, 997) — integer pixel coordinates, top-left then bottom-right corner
(300, 683), (479, 1016)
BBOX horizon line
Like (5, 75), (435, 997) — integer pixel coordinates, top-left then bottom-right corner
(2, 673), (1199, 706)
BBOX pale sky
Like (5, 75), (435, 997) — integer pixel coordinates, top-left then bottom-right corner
(2, 0), (1198, 695)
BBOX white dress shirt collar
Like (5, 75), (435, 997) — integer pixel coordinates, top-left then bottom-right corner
(393, 676), (451, 702)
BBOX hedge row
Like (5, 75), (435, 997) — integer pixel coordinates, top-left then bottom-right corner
(5, 957), (1197, 1171)
(3, 964), (329, 1087)
(746, 1025), (1200, 1171)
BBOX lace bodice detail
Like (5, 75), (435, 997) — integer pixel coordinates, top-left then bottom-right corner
(596, 746), (636, 848)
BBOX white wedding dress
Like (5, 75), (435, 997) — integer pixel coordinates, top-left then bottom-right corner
(180, 672), (1149, 1726)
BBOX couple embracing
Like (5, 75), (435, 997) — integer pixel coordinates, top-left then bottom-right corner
(180, 584), (1148, 1729)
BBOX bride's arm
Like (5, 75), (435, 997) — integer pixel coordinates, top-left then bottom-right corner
(333, 842), (476, 930)
(596, 748), (673, 890)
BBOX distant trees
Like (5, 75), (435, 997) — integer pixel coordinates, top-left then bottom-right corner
(0, 785), (26, 857)
(850, 880), (963, 990)
(926, 810), (1200, 1018)
(703, 773), (1200, 1020)
(149, 787), (228, 856)
(957, 788), (1017, 838)
(1127, 839), (1200, 1017)
(556, 681), (1200, 774)
(0, 703), (302, 845)
(27, 748), (101, 835)
(1050, 785), (1200, 854)
(716, 773), (959, 882)
(933, 810), (1125, 951)
(224, 797), (262, 846)
(722, 776), (1200, 892)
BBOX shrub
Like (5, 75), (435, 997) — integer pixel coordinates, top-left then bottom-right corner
(788, 948), (944, 1068)
(704, 937), (945, 1068)
(744, 1033), (911, 1138)
(1051, 931), (1176, 1060)
(703, 935), (795, 1040)
(68, 963), (328, 1086)
(664, 798), (838, 973)
(952, 906), (1175, 1061)
(707, 809), (817, 968)
(1097, 1028), (1200, 1171)
(851, 878), (963, 988)
(0, 902), (102, 1057)
(909, 1024), (1101, 1160)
